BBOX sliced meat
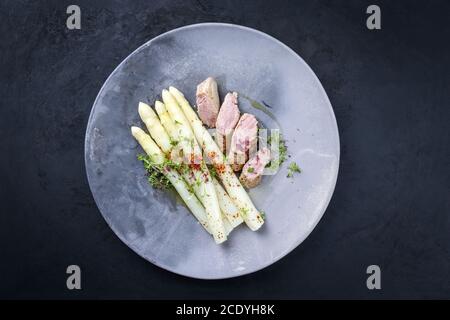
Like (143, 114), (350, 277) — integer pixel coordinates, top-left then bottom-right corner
(239, 147), (271, 188)
(215, 92), (240, 154)
(228, 113), (258, 171)
(196, 77), (220, 128)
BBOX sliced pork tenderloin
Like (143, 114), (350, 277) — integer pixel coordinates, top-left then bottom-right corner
(196, 77), (220, 127)
(228, 113), (258, 171)
(215, 92), (240, 154)
(239, 147), (271, 188)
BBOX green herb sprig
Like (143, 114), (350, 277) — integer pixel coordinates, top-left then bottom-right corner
(137, 154), (171, 189)
(287, 162), (301, 178)
(267, 133), (288, 168)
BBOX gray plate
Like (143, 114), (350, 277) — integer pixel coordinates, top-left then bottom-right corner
(85, 23), (340, 279)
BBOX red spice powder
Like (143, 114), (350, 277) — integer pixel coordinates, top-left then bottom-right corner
(190, 163), (201, 171)
(214, 164), (226, 175)
(208, 151), (217, 160)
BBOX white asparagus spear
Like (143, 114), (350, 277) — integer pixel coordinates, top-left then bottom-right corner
(212, 177), (243, 228)
(221, 214), (233, 236)
(162, 89), (202, 164)
(169, 86), (264, 231)
(155, 100), (241, 231)
(154, 100), (185, 164)
(131, 126), (165, 164)
(138, 102), (172, 153)
(143, 103), (223, 229)
(162, 90), (227, 243)
(131, 126), (211, 234)
(149, 101), (237, 235)
(155, 100), (179, 141)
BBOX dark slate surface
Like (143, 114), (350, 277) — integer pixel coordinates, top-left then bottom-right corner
(0, 0), (449, 299)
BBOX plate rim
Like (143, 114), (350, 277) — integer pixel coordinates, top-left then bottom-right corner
(84, 22), (340, 280)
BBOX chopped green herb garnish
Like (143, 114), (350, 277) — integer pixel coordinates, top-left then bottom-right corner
(208, 165), (218, 179)
(195, 177), (202, 187)
(279, 139), (288, 165)
(186, 182), (195, 194)
(137, 154), (187, 189)
(267, 133), (288, 168)
(260, 211), (266, 220)
(170, 139), (179, 146)
(174, 120), (182, 125)
(247, 167), (254, 173)
(287, 161), (301, 178)
(137, 154), (171, 189)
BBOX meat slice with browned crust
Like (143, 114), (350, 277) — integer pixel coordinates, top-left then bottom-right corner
(228, 113), (258, 171)
(196, 77), (220, 128)
(215, 92), (240, 154)
(239, 147), (271, 188)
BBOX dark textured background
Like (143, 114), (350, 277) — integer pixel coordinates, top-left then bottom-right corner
(0, 0), (449, 299)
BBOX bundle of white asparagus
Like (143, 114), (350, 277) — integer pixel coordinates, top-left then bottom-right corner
(131, 87), (264, 244)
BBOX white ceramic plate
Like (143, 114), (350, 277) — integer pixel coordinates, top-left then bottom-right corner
(85, 23), (340, 279)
